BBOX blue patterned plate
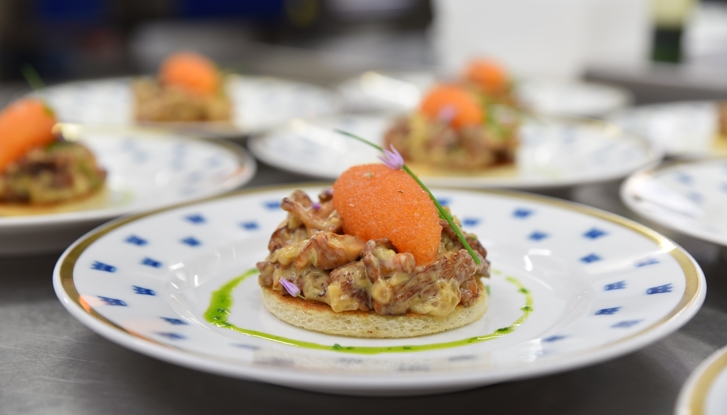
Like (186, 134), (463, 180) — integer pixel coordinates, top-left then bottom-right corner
(53, 185), (704, 396)
(608, 101), (727, 157)
(40, 76), (338, 137)
(621, 159), (727, 247)
(0, 126), (255, 254)
(248, 114), (662, 189)
(676, 345), (727, 415)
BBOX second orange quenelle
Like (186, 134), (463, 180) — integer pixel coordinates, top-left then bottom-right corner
(159, 52), (220, 96)
(332, 163), (442, 264)
(419, 84), (484, 129)
(464, 58), (508, 95)
(0, 98), (56, 172)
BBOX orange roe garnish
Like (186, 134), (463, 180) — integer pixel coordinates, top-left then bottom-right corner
(0, 98), (56, 172)
(333, 164), (442, 264)
(159, 52), (220, 96)
(419, 84), (483, 129)
(464, 58), (508, 95)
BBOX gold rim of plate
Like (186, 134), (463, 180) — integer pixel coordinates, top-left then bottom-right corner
(685, 347), (727, 415)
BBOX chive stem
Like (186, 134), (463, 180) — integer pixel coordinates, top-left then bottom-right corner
(21, 65), (46, 91)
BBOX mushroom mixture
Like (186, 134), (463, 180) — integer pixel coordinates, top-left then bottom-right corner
(257, 190), (490, 317)
(133, 78), (231, 122)
(384, 113), (519, 171)
(0, 141), (106, 204)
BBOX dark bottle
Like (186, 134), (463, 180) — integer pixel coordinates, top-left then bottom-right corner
(650, 0), (695, 63)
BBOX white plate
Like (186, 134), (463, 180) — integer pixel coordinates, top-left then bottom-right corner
(676, 345), (727, 415)
(53, 185), (704, 396)
(335, 70), (632, 117)
(607, 101), (727, 157)
(248, 114), (662, 189)
(40, 75), (338, 137)
(0, 126), (256, 254)
(621, 159), (727, 247)
(516, 77), (633, 118)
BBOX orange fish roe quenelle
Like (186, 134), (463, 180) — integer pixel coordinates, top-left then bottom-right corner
(419, 84), (483, 129)
(0, 98), (56, 172)
(333, 163), (442, 264)
(159, 52), (220, 96)
(464, 59), (508, 95)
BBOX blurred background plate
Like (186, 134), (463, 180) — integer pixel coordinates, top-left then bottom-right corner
(516, 77), (633, 118)
(676, 344), (727, 415)
(0, 126), (256, 255)
(40, 75), (339, 138)
(607, 101), (727, 157)
(248, 113), (662, 190)
(621, 159), (727, 247)
(335, 70), (632, 117)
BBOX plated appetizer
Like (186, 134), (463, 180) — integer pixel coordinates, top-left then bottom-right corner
(257, 150), (490, 338)
(133, 52), (232, 122)
(0, 98), (106, 206)
(384, 82), (520, 171)
(383, 58), (521, 171)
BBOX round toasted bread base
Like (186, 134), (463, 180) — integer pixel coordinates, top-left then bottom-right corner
(261, 279), (488, 338)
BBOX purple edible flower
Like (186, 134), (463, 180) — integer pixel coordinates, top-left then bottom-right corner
(279, 278), (301, 297)
(311, 202), (321, 210)
(378, 145), (405, 170)
(438, 104), (457, 124)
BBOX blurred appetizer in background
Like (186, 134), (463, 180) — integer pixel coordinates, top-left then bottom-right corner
(0, 98), (106, 206)
(133, 52), (232, 123)
(257, 158), (490, 338)
(384, 58), (522, 172)
(462, 58), (520, 109)
(384, 81), (520, 171)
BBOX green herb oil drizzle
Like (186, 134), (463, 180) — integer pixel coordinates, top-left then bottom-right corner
(204, 269), (533, 355)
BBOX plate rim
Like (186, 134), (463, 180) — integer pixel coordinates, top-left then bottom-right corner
(675, 345), (727, 415)
(53, 183), (705, 394)
(620, 158), (727, 247)
(606, 100), (723, 158)
(247, 113), (665, 190)
(0, 124), (256, 229)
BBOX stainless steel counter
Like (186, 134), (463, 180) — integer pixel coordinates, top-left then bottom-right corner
(2, 160), (726, 415)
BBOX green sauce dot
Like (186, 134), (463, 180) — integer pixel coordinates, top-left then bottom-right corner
(522, 306), (533, 312)
(332, 343), (342, 350)
(519, 288), (529, 294)
(496, 327), (513, 333)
